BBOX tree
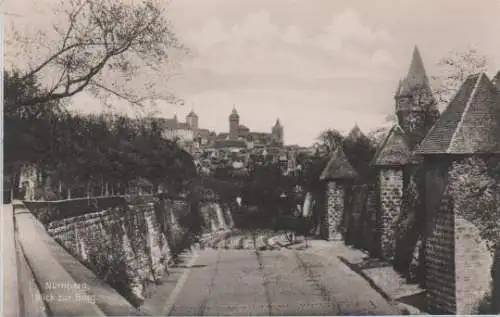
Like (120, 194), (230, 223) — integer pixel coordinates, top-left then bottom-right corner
(316, 129), (344, 155)
(343, 132), (377, 182)
(8, 0), (184, 108)
(431, 49), (488, 108)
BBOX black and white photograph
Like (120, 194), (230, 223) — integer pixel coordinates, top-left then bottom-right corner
(2, 0), (500, 315)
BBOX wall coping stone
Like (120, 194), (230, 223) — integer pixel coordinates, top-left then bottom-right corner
(2, 203), (21, 317)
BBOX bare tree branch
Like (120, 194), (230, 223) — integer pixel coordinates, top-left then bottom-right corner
(14, 0), (184, 108)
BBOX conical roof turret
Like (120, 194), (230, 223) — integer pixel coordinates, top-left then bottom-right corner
(320, 147), (358, 181)
(397, 46), (432, 97)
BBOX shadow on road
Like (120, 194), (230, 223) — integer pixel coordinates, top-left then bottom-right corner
(396, 291), (427, 313)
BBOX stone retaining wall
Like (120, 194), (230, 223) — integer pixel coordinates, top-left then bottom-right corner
(46, 203), (170, 301)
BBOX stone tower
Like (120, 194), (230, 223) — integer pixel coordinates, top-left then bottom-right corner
(186, 110), (199, 130)
(229, 107), (239, 140)
(395, 46), (439, 150)
(371, 125), (412, 259)
(319, 147), (358, 241)
(271, 118), (284, 145)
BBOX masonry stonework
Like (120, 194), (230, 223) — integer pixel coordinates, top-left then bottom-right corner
(47, 203), (170, 300)
(425, 189), (456, 314)
(325, 181), (344, 241)
(378, 168), (404, 260)
(455, 216), (493, 314)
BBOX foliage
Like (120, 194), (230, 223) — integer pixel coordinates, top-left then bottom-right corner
(316, 129), (344, 154)
(5, 88), (196, 199)
(343, 132), (377, 181)
(9, 0), (184, 108)
(431, 49), (488, 108)
(449, 157), (500, 253)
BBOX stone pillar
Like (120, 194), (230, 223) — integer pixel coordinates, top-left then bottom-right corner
(324, 181), (345, 241)
(378, 167), (404, 260)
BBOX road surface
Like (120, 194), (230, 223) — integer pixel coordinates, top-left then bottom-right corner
(164, 247), (400, 316)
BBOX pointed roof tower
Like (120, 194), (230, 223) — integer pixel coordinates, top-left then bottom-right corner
(274, 118), (282, 127)
(320, 147), (358, 181)
(346, 123), (364, 141)
(397, 46), (432, 97)
(229, 106), (239, 120)
(371, 124), (412, 166)
(416, 73), (500, 154)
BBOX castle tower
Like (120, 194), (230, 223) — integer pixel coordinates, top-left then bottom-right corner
(395, 46), (439, 150)
(271, 118), (284, 145)
(186, 109), (199, 130)
(229, 107), (239, 140)
(370, 125), (412, 259)
(319, 147), (358, 241)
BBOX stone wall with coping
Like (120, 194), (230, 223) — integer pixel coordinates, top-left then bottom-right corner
(46, 203), (170, 301)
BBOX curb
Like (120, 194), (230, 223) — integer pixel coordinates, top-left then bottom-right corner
(338, 256), (422, 315)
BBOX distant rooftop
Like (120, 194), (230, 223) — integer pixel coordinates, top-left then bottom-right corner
(213, 139), (247, 149)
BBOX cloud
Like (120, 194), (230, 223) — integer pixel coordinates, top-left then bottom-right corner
(371, 49), (396, 66)
(183, 8), (395, 82)
(315, 9), (392, 52)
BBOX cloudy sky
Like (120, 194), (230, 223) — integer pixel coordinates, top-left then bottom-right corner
(4, 0), (500, 146)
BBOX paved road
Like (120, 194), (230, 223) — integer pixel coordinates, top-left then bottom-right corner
(166, 248), (400, 316)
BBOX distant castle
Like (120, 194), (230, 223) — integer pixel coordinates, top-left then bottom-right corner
(158, 107), (284, 150)
(225, 107), (283, 146)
